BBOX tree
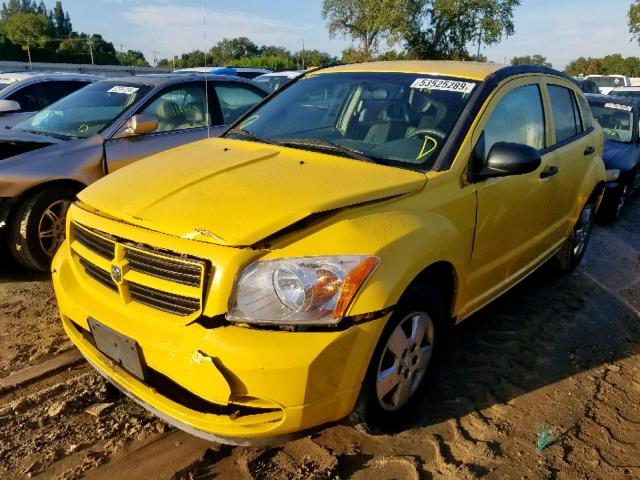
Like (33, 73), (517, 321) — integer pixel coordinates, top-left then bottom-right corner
(57, 33), (117, 64)
(298, 49), (337, 68)
(405, 0), (520, 60)
(511, 54), (551, 67)
(1, 12), (51, 47)
(1, 0), (37, 20)
(209, 37), (260, 65)
(50, 1), (71, 37)
(630, 1), (640, 43)
(322, 0), (422, 61)
(116, 49), (149, 67)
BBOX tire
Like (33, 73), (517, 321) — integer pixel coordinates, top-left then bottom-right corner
(8, 185), (78, 272)
(553, 199), (596, 272)
(350, 285), (445, 431)
(597, 182), (630, 223)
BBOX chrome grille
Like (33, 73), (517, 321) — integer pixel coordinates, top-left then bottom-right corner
(124, 248), (203, 287)
(72, 223), (115, 260)
(129, 282), (201, 316)
(80, 258), (118, 292)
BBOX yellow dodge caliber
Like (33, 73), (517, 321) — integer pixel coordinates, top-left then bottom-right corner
(52, 61), (605, 444)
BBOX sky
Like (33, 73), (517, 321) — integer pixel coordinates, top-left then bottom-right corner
(39, 0), (638, 69)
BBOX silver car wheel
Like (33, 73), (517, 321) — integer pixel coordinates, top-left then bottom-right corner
(573, 203), (594, 258)
(38, 199), (70, 257)
(376, 311), (434, 411)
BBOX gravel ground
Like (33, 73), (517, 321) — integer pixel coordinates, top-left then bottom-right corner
(1, 195), (639, 479)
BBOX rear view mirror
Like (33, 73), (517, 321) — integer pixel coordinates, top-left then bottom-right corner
(473, 142), (542, 181)
(0, 99), (21, 113)
(122, 114), (158, 136)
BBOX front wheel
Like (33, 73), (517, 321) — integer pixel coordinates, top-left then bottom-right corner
(553, 200), (595, 271)
(598, 182), (630, 223)
(350, 286), (444, 430)
(8, 186), (78, 272)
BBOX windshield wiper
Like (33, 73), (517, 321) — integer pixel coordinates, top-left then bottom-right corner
(275, 138), (377, 164)
(225, 128), (274, 145)
(19, 128), (72, 140)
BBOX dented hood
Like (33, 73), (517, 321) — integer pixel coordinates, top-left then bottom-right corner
(78, 138), (427, 246)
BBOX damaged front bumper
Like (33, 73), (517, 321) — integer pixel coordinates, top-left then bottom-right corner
(52, 232), (388, 443)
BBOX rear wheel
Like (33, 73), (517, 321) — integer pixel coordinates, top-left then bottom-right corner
(598, 182), (631, 223)
(350, 286), (444, 430)
(553, 199), (595, 271)
(8, 186), (78, 272)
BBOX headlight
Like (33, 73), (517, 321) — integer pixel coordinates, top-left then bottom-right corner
(227, 255), (379, 326)
(606, 169), (621, 182)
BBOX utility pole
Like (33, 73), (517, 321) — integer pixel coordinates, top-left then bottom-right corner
(88, 36), (94, 65)
(172, 55), (176, 71)
(22, 44), (32, 70)
(301, 37), (305, 69)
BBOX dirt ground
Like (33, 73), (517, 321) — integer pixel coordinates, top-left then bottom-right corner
(1, 198), (640, 480)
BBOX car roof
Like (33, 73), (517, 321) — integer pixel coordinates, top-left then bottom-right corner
(585, 93), (639, 106)
(0, 72), (101, 82)
(96, 73), (269, 91)
(317, 61), (574, 83)
(257, 70), (305, 78)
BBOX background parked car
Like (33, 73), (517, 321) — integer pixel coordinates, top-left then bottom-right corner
(175, 66), (272, 79)
(609, 86), (640, 100)
(587, 93), (640, 221)
(253, 70), (306, 92)
(586, 74), (632, 94)
(573, 77), (601, 94)
(0, 72), (100, 129)
(0, 74), (268, 271)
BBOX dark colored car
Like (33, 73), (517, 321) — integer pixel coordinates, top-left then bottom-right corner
(0, 74), (268, 271)
(573, 78), (601, 95)
(586, 94), (640, 221)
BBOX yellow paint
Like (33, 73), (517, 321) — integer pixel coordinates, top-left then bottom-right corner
(53, 62), (606, 441)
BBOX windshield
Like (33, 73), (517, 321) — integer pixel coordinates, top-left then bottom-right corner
(590, 102), (634, 143)
(228, 72), (477, 169)
(589, 77), (626, 88)
(610, 90), (640, 100)
(14, 81), (151, 139)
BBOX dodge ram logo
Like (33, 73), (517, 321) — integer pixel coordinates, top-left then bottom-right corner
(111, 265), (123, 285)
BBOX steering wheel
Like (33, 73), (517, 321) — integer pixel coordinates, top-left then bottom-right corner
(408, 128), (447, 142)
(78, 124), (89, 134)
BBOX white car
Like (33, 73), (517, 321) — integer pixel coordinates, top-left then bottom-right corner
(254, 70), (306, 92)
(0, 72), (100, 129)
(586, 75), (632, 95)
(610, 86), (640, 101)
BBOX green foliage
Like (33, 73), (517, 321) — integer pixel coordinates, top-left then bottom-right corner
(0, 0), (146, 66)
(1, 12), (51, 47)
(405, 0), (520, 60)
(158, 38), (337, 70)
(322, 0), (422, 61)
(511, 54), (551, 67)
(565, 54), (640, 77)
(116, 49), (149, 67)
(630, 1), (640, 43)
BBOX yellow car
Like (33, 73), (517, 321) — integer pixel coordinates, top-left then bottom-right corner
(52, 61), (605, 444)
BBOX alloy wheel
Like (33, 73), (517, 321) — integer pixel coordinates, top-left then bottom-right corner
(573, 203), (594, 258)
(376, 311), (435, 411)
(616, 184), (630, 219)
(38, 199), (71, 257)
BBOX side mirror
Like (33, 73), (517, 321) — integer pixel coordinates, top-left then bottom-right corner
(473, 142), (542, 181)
(0, 99), (21, 113)
(122, 113), (158, 137)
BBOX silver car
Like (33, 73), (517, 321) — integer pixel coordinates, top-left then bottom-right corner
(0, 74), (268, 271)
(0, 72), (100, 129)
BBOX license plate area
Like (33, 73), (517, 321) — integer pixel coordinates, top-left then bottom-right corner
(88, 317), (146, 380)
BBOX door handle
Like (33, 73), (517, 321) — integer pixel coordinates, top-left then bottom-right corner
(540, 166), (559, 179)
(584, 146), (595, 156)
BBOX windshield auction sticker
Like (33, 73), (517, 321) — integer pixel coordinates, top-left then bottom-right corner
(108, 86), (139, 95)
(410, 78), (476, 93)
(604, 103), (633, 112)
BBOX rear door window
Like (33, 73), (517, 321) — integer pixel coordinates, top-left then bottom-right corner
(548, 85), (581, 143)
